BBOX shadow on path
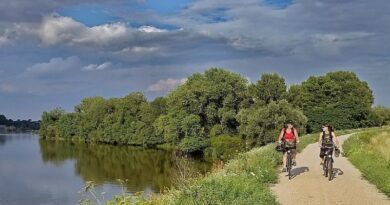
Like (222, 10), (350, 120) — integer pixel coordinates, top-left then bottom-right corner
(288, 166), (310, 179)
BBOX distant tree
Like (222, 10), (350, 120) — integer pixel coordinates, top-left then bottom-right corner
(372, 106), (390, 127)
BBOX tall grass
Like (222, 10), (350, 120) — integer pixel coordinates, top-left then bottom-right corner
(343, 127), (390, 196)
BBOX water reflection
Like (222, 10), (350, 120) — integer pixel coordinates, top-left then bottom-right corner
(39, 139), (210, 193)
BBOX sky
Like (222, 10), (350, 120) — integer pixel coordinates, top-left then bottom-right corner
(0, 0), (389, 120)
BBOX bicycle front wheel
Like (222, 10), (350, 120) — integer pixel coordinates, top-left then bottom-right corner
(323, 159), (328, 177)
(328, 159), (333, 181)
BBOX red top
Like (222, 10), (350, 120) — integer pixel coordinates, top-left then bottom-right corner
(283, 128), (295, 141)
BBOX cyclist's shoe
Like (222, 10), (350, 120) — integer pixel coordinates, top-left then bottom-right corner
(281, 168), (287, 172)
(292, 160), (297, 166)
(320, 162), (323, 166)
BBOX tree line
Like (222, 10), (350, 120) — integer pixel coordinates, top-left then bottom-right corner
(39, 68), (390, 154)
(0, 114), (40, 131)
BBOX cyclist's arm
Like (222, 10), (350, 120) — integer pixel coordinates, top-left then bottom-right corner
(294, 129), (300, 143)
(332, 132), (340, 148)
(318, 132), (323, 147)
(277, 129), (284, 143)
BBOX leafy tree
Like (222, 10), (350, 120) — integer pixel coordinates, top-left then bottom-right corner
(287, 71), (374, 132)
(158, 68), (250, 152)
(237, 100), (307, 146)
(251, 73), (287, 104)
(39, 108), (65, 138)
(372, 106), (390, 127)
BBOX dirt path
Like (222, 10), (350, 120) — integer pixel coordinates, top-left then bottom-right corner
(271, 134), (390, 205)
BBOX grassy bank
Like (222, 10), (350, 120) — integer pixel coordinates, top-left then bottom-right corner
(87, 127), (376, 205)
(104, 144), (280, 205)
(343, 127), (390, 196)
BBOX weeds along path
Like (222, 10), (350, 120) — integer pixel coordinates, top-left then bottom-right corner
(271, 134), (390, 205)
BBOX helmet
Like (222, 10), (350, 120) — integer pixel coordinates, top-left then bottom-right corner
(285, 120), (293, 125)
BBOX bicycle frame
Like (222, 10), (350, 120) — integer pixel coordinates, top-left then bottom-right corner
(322, 143), (335, 181)
(285, 147), (294, 180)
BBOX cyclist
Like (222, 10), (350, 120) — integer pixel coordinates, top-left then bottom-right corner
(278, 120), (300, 172)
(318, 123), (340, 165)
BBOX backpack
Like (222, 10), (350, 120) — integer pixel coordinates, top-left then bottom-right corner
(322, 131), (334, 144)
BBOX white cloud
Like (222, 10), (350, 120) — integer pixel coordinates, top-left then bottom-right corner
(38, 14), (129, 47)
(147, 78), (187, 92)
(24, 56), (81, 77)
(82, 62), (112, 71)
(138, 25), (166, 33)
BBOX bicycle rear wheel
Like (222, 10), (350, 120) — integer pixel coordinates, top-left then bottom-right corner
(328, 159), (333, 181)
(287, 153), (292, 180)
(323, 159), (328, 177)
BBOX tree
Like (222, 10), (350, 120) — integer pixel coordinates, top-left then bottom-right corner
(158, 68), (250, 152)
(251, 73), (287, 104)
(39, 108), (65, 138)
(287, 71), (374, 132)
(237, 100), (307, 146)
(372, 106), (390, 127)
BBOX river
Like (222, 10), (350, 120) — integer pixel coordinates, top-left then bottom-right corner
(0, 133), (210, 205)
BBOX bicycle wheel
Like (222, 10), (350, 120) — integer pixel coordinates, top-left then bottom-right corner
(323, 158), (328, 177)
(287, 153), (292, 180)
(328, 158), (333, 181)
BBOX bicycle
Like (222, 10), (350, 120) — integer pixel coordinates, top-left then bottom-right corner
(285, 146), (294, 180)
(322, 143), (338, 181)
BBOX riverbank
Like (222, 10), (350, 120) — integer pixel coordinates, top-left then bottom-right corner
(343, 127), (390, 196)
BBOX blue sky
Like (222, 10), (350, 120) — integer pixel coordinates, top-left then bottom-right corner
(0, 0), (389, 120)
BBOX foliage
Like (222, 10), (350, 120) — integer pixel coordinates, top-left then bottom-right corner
(372, 106), (390, 127)
(0, 114), (40, 131)
(251, 73), (287, 104)
(237, 100), (307, 145)
(287, 71), (374, 132)
(204, 135), (245, 160)
(39, 68), (386, 153)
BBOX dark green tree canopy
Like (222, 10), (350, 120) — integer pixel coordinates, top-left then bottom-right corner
(288, 71), (374, 132)
(252, 73), (287, 104)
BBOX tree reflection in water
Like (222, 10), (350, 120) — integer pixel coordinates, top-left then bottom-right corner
(39, 139), (210, 193)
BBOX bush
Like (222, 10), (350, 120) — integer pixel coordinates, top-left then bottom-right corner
(205, 135), (244, 160)
(178, 137), (209, 153)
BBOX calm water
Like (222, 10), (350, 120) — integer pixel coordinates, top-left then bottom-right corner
(0, 134), (210, 205)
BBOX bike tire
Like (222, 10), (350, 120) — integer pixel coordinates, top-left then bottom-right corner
(323, 159), (328, 177)
(287, 153), (292, 180)
(328, 159), (333, 181)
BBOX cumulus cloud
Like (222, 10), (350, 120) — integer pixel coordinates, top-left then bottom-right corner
(37, 14), (130, 47)
(138, 25), (167, 33)
(82, 62), (112, 71)
(24, 56), (81, 77)
(147, 78), (187, 92)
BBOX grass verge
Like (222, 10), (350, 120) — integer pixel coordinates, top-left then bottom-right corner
(343, 127), (390, 197)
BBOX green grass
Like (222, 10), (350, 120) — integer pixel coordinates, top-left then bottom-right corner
(104, 144), (280, 205)
(343, 127), (390, 196)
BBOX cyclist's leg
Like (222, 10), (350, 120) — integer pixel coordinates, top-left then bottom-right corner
(282, 151), (287, 171)
(292, 148), (297, 166)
